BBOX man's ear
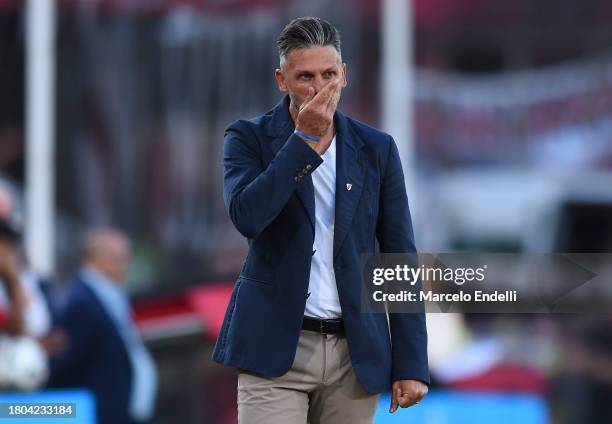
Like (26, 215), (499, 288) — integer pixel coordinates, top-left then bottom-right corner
(275, 69), (288, 92)
(341, 63), (348, 88)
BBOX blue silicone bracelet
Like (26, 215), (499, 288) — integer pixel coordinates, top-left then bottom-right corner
(294, 129), (320, 142)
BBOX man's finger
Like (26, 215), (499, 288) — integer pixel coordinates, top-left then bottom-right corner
(326, 82), (341, 114)
(300, 87), (316, 111)
(389, 386), (400, 413)
(398, 394), (415, 408)
(309, 79), (338, 107)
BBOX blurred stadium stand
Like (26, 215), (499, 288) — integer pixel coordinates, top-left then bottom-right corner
(2, 0), (612, 423)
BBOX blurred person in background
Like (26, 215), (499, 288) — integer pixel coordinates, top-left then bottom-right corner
(553, 316), (612, 424)
(0, 180), (53, 339)
(0, 217), (25, 336)
(214, 17), (428, 424)
(0, 180), (57, 391)
(48, 228), (158, 424)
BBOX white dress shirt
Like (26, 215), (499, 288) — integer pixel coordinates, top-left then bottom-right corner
(304, 136), (342, 319)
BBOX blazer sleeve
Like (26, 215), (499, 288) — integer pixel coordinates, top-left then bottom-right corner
(223, 121), (323, 238)
(375, 136), (430, 385)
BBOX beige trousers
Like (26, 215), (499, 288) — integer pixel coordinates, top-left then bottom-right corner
(237, 330), (379, 424)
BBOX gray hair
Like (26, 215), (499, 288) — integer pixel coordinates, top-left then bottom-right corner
(277, 17), (341, 66)
(81, 227), (130, 261)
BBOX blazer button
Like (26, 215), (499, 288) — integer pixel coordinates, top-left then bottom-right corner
(306, 164), (312, 170)
(294, 176), (299, 182)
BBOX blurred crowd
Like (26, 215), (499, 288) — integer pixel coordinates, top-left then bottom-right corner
(2, 1), (612, 423)
(0, 177), (157, 424)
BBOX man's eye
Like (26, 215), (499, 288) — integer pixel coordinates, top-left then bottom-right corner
(324, 71), (335, 78)
(299, 74), (312, 80)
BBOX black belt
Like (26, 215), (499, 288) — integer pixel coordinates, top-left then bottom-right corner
(302, 316), (344, 335)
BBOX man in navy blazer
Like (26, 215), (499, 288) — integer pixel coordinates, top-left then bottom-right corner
(48, 229), (157, 424)
(48, 276), (133, 424)
(213, 17), (428, 423)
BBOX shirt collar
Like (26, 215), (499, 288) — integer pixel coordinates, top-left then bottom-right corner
(80, 266), (128, 313)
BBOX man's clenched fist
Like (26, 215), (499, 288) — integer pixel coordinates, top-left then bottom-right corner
(389, 379), (428, 413)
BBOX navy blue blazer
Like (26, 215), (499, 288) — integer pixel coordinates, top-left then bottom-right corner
(47, 278), (135, 424)
(213, 95), (429, 393)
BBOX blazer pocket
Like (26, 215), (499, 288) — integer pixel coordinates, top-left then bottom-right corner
(239, 275), (274, 287)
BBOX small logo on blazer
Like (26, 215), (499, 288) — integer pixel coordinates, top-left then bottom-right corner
(346, 183), (352, 191)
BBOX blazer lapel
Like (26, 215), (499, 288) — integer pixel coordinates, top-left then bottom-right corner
(267, 96), (315, 235)
(333, 112), (365, 259)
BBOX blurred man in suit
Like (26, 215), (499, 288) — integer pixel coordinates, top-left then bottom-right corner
(48, 228), (157, 424)
(213, 17), (429, 424)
